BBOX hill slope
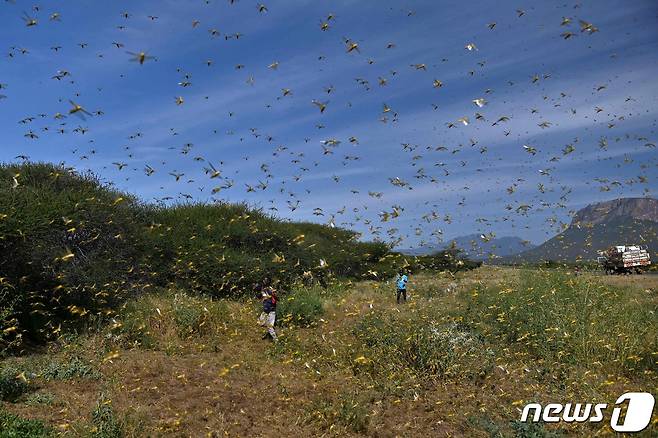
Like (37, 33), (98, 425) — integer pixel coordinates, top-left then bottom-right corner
(572, 197), (658, 225)
(0, 162), (390, 349)
(507, 198), (658, 262)
(1, 162), (476, 351)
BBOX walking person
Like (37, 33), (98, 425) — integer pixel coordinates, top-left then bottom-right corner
(255, 280), (278, 342)
(395, 270), (408, 304)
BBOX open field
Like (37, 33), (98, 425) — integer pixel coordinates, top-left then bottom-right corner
(1, 266), (657, 437)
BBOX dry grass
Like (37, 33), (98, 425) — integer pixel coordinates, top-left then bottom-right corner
(1, 267), (657, 437)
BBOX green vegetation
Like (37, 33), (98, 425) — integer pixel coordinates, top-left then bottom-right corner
(170, 292), (221, 337)
(1, 356), (101, 403)
(277, 286), (325, 327)
(91, 394), (123, 438)
(24, 392), (56, 407)
(511, 419), (562, 438)
(410, 249), (482, 272)
(0, 268), (656, 436)
(0, 408), (53, 438)
(150, 202), (392, 296)
(114, 294), (167, 350)
(10, 162), (646, 436)
(1, 163), (476, 352)
(0, 365), (30, 401)
(112, 289), (232, 353)
(354, 313), (494, 381)
(0, 163), (156, 351)
(307, 392), (370, 434)
(41, 356), (99, 380)
(461, 269), (658, 374)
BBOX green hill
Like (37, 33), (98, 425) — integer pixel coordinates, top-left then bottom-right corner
(0, 163), (484, 353)
(0, 162), (393, 350)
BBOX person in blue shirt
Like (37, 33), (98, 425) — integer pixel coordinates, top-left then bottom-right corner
(395, 270), (408, 304)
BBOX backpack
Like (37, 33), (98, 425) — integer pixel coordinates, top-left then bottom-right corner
(264, 287), (277, 305)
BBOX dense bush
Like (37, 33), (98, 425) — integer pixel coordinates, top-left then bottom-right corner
(276, 287), (324, 327)
(0, 163), (156, 349)
(0, 365), (30, 401)
(414, 250), (482, 272)
(151, 203), (391, 296)
(0, 286), (22, 352)
(371, 249), (481, 281)
(0, 163), (391, 351)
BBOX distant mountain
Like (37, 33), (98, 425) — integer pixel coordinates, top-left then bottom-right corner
(400, 234), (535, 260)
(506, 197), (658, 263)
(572, 197), (658, 225)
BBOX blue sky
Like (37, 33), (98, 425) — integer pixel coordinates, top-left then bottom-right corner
(1, 0), (657, 249)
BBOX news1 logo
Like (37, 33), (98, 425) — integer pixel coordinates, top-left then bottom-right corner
(520, 392), (655, 432)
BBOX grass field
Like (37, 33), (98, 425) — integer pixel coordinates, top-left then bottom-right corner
(1, 266), (657, 437)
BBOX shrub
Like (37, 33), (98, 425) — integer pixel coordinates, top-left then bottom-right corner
(114, 296), (160, 349)
(0, 408), (52, 437)
(91, 394), (123, 438)
(0, 285), (22, 355)
(0, 365), (30, 401)
(334, 395), (370, 433)
(467, 415), (504, 437)
(172, 292), (221, 337)
(41, 356), (99, 380)
(413, 249), (482, 272)
(276, 287), (324, 327)
(306, 393), (370, 433)
(24, 392), (56, 406)
(113, 290), (229, 351)
(0, 163), (156, 347)
(354, 313), (494, 380)
(369, 249), (481, 281)
(510, 419), (561, 438)
(153, 202), (390, 296)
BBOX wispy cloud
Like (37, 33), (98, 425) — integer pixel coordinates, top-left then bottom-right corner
(1, 0), (656, 247)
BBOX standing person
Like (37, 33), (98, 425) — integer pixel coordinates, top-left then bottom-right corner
(255, 280), (278, 342)
(395, 270), (408, 304)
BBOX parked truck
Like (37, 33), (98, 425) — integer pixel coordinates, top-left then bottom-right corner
(597, 245), (651, 275)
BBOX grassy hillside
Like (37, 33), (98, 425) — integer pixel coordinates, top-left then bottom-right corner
(0, 162), (475, 353)
(1, 267), (656, 436)
(0, 163), (389, 350)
